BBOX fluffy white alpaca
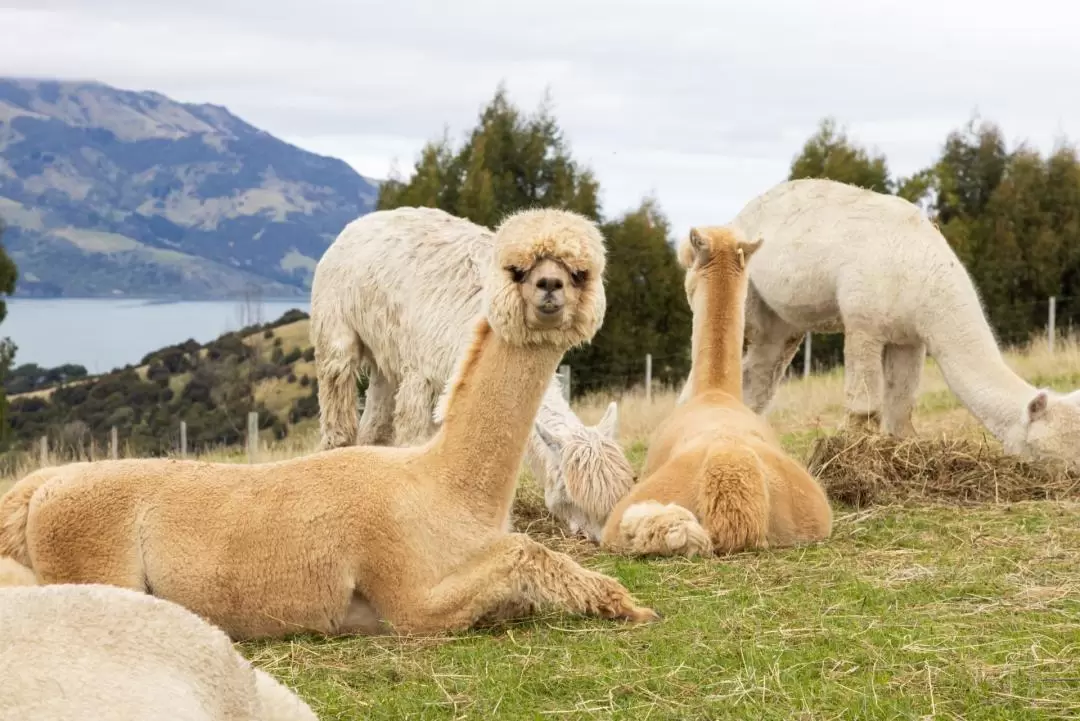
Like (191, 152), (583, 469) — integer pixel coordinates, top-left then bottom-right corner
(690, 177), (1080, 463)
(311, 206), (634, 541)
(0, 583), (317, 721)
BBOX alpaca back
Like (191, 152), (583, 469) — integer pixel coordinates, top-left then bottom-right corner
(311, 207), (494, 386)
(734, 178), (981, 338)
(0, 583), (316, 721)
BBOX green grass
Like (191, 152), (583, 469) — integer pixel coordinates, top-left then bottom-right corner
(238, 500), (1080, 720)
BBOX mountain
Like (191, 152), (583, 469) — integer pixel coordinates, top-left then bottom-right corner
(0, 78), (379, 299)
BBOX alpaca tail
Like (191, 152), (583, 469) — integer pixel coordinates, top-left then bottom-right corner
(0, 468), (55, 568)
(697, 444), (770, 554)
(610, 500), (712, 558)
(0, 556), (36, 587)
(252, 668), (319, 721)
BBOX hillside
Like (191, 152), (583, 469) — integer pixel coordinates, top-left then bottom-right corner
(3, 310), (333, 462)
(0, 77), (378, 298)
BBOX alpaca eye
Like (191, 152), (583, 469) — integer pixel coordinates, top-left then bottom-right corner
(508, 267), (526, 283)
(570, 270), (588, 287)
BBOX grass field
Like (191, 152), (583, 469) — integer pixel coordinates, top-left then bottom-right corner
(4, 336), (1080, 719)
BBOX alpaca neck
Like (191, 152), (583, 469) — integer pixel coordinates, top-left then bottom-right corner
(689, 266), (746, 398)
(430, 320), (566, 526)
(925, 312), (1033, 445)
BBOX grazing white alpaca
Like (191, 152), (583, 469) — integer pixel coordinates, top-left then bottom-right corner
(0, 583), (317, 721)
(310, 206), (634, 541)
(0, 208), (657, 640)
(696, 177), (1080, 464)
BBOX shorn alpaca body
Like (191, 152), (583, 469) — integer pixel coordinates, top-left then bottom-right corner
(0, 583), (317, 721)
(310, 207), (634, 541)
(0, 208), (657, 639)
(602, 226), (832, 557)
(707, 177), (1080, 463)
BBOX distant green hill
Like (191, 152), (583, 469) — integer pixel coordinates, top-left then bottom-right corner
(0, 77), (378, 298)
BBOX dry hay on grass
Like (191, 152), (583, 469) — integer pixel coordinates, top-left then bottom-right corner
(807, 431), (1080, 507)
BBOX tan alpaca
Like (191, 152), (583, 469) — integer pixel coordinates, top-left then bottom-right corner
(600, 226), (833, 557)
(0, 208), (658, 638)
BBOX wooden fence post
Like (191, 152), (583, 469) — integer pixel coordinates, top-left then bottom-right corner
(39, 436), (48, 466)
(803, 332), (812, 379)
(110, 426), (118, 460)
(645, 353), (653, 403)
(1049, 296), (1057, 353)
(179, 421), (187, 459)
(558, 365), (571, 403)
(247, 412), (259, 463)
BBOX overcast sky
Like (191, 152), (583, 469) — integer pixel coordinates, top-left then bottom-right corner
(3, 1), (1079, 237)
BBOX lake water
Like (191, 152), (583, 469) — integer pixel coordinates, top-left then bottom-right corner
(3, 298), (312, 374)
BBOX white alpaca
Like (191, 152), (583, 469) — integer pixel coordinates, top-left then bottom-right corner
(311, 206), (635, 541)
(688, 177), (1080, 464)
(0, 583), (317, 721)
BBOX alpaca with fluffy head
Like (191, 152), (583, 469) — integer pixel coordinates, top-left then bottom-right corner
(0, 208), (658, 638)
(0, 582), (317, 721)
(601, 226), (833, 557)
(694, 178), (1080, 464)
(310, 207), (635, 541)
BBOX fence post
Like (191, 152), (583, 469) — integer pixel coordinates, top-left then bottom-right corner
(247, 412), (259, 463)
(1048, 296), (1057, 353)
(558, 365), (571, 403)
(39, 436), (48, 466)
(645, 353), (653, 403)
(110, 426), (118, 460)
(179, 421), (187, 459)
(803, 332), (812, 379)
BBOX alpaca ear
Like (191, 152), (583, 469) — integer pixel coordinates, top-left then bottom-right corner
(737, 235), (764, 267)
(687, 228), (710, 266)
(534, 422), (562, 451)
(596, 401), (618, 439)
(1026, 390), (1050, 423)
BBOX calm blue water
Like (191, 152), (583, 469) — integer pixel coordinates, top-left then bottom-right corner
(3, 298), (312, 374)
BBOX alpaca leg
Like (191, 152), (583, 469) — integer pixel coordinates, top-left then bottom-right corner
(314, 329), (363, 451)
(391, 372), (440, 447)
(742, 285), (803, 414)
(881, 343), (925, 437)
(697, 445), (770, 554)
(354, 366), (397, 446)
(393, 534), (658, 635)
(842, 328), (885, 432)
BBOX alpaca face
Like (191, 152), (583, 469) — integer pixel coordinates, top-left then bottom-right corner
(484, 209), (607, 348)
(1019, 389), (1080, 464)
(532, 402), (636, 541)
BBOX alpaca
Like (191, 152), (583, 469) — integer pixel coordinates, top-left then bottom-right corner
(601, 226), (832, 557)
(310, 206), (634, 542)
(0, 583), (317, 721)
(0, 208), (658, 639)
(696, 177), (1080, 464)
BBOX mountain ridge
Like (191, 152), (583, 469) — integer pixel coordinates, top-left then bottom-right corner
(0, 77), (378, 299)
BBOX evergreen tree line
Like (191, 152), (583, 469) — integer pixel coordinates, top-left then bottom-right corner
(382, 89), (1080, 387)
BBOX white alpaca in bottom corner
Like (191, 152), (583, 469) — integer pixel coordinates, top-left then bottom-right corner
(682, 177), (1080, 465)
(310, 206), (635, 541)
(0, 583), (317, 721)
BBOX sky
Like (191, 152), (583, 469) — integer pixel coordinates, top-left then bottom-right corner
(2, 0), (1079, 238)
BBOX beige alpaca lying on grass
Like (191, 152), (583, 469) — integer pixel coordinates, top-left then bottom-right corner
(702, 177), (1080, 464)
(0, 208), (658, 638)
(601, 226), (833, 557)
(0, 582), (317, 721)
(310, 206), (635, 542)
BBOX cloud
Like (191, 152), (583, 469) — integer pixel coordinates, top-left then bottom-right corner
(3, 0), (1080, 235)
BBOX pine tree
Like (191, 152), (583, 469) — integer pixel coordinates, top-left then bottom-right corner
(789, 117), (892, 193)
(0, 218), (19, 448)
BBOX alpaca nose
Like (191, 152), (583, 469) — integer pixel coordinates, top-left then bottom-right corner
(536, 276), (564, 293)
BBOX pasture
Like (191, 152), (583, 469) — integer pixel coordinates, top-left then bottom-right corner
(4, 336), (1080, 719)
